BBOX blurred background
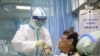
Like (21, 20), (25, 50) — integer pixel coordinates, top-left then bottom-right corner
(0, 0), (100, 56)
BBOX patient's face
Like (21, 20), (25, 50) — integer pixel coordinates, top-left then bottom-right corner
(58, 34), (73, 53)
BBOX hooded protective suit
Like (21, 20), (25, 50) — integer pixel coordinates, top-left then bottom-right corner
(76, 31), (100, 56)
(11, 7), (52, 56)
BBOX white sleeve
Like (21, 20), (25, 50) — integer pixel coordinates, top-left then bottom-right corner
(43, 27), (52, 47)
(11, 25), (36, 54)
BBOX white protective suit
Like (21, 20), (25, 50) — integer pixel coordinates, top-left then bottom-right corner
(76, 30), (100, 56)
(11, 7), (52, 56)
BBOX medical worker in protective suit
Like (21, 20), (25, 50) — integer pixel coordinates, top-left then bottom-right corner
(11, 7), (52, 56)
(76, 30), (100, 56)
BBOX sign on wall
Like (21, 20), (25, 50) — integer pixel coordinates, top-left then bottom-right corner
(79, 10), (100, 36)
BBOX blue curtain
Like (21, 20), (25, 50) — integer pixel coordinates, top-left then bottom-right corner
(49, 0), (75, 54)
(31, 0), (78, 55)
(73, 17), (79, 33)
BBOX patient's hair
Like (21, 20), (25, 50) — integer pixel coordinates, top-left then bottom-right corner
(63, 29), (78, 52)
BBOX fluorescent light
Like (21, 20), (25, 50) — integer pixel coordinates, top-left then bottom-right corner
(16, 5), (31, 10)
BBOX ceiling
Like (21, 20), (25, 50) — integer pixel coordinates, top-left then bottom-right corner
(0, 0), (31, 18)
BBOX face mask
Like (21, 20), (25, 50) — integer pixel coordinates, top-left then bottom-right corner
(36, 21), (44, 27)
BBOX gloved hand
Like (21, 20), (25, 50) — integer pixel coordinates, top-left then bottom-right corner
(35, 40), (46, 48)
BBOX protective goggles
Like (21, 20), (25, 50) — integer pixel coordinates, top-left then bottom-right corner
(32, 16), (47, 20)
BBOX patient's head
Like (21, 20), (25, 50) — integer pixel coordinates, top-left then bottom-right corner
(58, 29), (78, 54)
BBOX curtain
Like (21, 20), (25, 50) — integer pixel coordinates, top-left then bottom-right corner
(48, 0), (75, 54)
(72, 0), (79, 33)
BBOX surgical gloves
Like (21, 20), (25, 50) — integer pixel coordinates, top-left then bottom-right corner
(35, 40), (46, 48)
